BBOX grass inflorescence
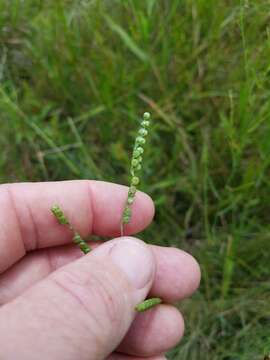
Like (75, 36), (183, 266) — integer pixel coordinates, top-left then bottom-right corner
(1, 1), (270, 358)
(121, 111), (151, 232)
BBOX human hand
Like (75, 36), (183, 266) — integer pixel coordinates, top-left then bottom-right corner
(0, 180), (200, 360)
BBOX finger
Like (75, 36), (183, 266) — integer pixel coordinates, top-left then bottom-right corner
(118, 304), (184, 357)
(149, 246), (201, 302)
(0, 244), (200, 304)
(107, 354), (166, 360)
(0, 238), (155, 360)
(0, 180), (154, 272)
(0, 244), (83, 304)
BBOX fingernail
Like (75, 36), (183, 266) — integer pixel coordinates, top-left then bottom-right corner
(109, 238), (154, 289)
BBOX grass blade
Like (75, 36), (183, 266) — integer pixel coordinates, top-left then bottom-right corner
(0, 88), (80, 176)
(105, 15), (149, 63)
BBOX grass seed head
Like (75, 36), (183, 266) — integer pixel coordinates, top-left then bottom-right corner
(121, 112), (151, 227)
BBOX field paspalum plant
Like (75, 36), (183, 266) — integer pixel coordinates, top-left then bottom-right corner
(51, 112), (161, 312)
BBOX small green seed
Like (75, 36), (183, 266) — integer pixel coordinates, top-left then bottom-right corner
(131, 177), (139, 186)
(136, 137), (146, 145)
(124, 207), (131, 216)
(143, 112), (151, 120)
(141, 121), (150, 127)
(128, 186), (137, 195)
(139, 128), (148, 137)
(51, 205), (69, 225)
(137, 147), (144, 154)
(73, 233), (82, 244)
(136, 164), (142, 171)
(133, 149), (140, 158)
(127, 197), (134, 205)
(80, 243), (91, 254)
(131, 159), (139, 167)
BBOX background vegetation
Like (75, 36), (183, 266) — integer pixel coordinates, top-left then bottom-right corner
(1, 1), (270, 358)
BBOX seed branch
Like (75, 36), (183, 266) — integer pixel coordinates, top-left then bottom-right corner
(51, 205), (91, 254)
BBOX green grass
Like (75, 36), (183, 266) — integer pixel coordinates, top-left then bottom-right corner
(1, 1), (270, 358)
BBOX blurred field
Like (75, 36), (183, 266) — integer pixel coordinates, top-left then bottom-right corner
(1, 1), (270, 359)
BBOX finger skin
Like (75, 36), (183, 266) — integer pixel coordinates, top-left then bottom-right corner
(0, 246), (185, 356)
(0, 244), (200, 305)
(0, 180), (154, 272)
(149, 246), (201, 302)
(0, 245), (83, 304)
(0, 238), (155, 360)
(0, 243), (201, 307)
(118, 304), (184, 357)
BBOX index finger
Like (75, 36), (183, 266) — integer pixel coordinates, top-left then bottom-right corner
(0, 180), (154, 272)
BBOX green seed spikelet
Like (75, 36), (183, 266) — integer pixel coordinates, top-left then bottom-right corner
(121, 112), (151, 231)
(135, 298), (162, 312)
(51, 205), (70, 225)
(51, 204), (91, 255)
(73, 232), (91, 254)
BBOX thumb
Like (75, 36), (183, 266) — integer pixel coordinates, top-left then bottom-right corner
(0, 237), (155, 360)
